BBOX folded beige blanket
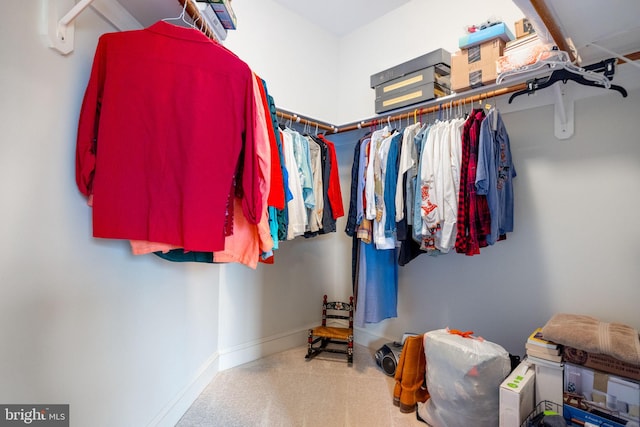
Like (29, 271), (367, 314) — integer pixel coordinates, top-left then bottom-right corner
(542, 313), (640, 365)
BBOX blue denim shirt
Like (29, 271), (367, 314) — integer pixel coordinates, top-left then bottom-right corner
(476, 109), (516, 245)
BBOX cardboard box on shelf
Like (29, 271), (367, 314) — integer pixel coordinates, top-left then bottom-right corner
(499, 362), (535, 427)
(451, 38), (506, 92)
(563, 346), (640, 382)
(564, 363), (640, 427)
(515, 18), (535, 39)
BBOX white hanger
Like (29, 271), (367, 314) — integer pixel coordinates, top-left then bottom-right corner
(163, 0), (193, 29)
(496, 49), (611, 89)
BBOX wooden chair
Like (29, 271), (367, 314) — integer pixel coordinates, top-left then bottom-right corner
(305, 295), (354, 364)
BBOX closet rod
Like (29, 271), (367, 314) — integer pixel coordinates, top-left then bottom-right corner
(276, 109), (338, 133)
(178, 0), (219, 42)
(336, 82), (527, 133)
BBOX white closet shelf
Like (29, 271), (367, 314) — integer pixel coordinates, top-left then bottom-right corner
(48, 0), (145, 55)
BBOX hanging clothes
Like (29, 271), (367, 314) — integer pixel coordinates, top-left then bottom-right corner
(439, 118), (465, 252)
(304, 133), (346, 237)
(346, 106), (517, 324)
(373, 131), (399, 250)
(317, 134), (345, 221)
(309, 135), (335, 235)
(475, 108), (517, 245)
(281, 129), (307, 240)
(127, 69), (275, 268)
(305, 136), (325, 234)
(455, 109), (489, 256)
(275, 127), (344, 241)
(254, 76), (285, 211)
(345, 133), (368, 294)
(396, 122), (427, 266)
(347, 129), (399, 326)
(260, 79), (289, 252)
(76, 21), (262, 252)
(355, 239), (398, 327)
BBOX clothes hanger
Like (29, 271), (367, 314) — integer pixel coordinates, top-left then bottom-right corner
(497, 48), (616, 89)
(163, 0), (191, 28)
(496, 49), (571, 84)
(508, 68), (628, 104)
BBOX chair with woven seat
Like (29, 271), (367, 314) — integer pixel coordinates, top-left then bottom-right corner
(305, 295), (354, 364)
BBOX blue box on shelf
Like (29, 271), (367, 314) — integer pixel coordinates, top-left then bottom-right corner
(459, 22), (514, 50)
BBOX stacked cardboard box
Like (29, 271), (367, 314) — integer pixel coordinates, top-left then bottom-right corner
(563, 346), (640, 382)
(514, 18), (535, 39)
(450, 22), (514, 92)
(451, 38), (506, 92)
(564, 363), (640, 427)
(370, 49), (452, 114)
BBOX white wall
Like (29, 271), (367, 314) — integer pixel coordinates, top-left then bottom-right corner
(0, 2), (221, 426)
(223, 0), (341, 122)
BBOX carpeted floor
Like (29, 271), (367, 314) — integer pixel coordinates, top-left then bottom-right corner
(176, 344), (426, 427)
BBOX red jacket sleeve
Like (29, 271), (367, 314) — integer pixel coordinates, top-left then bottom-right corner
(322, 136), (345, 219)
(75, 38), (106, 198)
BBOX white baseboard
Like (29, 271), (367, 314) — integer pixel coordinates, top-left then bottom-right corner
(354, 326), (395, 349)
(218, 327), (311, 371)
(148, 351), (220, 427)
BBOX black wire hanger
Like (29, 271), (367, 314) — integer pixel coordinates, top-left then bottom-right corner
(509, 57), (627, 104)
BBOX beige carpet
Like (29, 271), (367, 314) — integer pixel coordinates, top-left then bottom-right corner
(176, 344), (426, 427)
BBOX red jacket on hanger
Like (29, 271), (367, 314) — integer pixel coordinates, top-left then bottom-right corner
(76, 21), (262, 252)
(317, 134), (345, 220)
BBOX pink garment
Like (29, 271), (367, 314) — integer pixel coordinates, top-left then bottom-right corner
(213, 198), (272, 269)
(213, 75), (273, 269)
(130, 240), (181, 255)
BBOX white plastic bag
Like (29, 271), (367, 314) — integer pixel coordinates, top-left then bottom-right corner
(417, 328), (510, 427)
